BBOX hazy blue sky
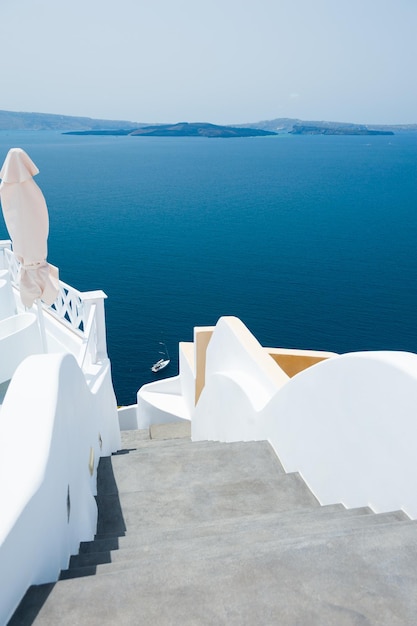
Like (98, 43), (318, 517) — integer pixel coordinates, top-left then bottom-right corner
(1, 0), (416, 125)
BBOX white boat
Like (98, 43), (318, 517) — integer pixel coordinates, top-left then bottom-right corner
(151, 357), (170, 373)
(151, 342), (170, 372)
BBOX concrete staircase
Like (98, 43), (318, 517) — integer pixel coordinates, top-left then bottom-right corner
(9, 423), (417, 625)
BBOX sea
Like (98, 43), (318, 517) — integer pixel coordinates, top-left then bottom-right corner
(0, 130), (416, 406)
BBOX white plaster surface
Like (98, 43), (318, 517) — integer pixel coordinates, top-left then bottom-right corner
(0, 269), (16, 320)
(179, 341), (196, 418)
(0, 313), (42, 383)
(118, 404), (139, 431)
(137, 374), (191, 428)
(0, 352), (120, 625)
(260, 351), (417, 517)
(192, 318), (417, 519)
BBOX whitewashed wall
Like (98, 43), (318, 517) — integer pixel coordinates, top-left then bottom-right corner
(136, 374), (190, 428)
(134, 341), (195, 429)
(193, 317), (417, 519)
(261, 351), (417, 518)
(192, 317), (288, 441)
(0, 352), (120, 625)
(0, 268), (16, 320)
(179, 341), (196, 419)
(0, 313), (42, 383)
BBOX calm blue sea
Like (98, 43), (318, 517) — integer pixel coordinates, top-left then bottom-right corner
(0, 130), (416, 405)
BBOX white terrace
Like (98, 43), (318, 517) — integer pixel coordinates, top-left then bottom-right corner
(2, 238), (417, 623)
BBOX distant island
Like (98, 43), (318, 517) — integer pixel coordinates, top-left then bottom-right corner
(0, 110), (141, 132)
(290, 124), (394, 136)
(64, 122), (277, 139)
(1, 110), (416, 135)
(238, 118), (416, 134)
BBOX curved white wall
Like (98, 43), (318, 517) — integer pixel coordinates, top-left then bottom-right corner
(193, 317), (417, 520)
(137, 374), (190, 428)
(0, 313), (42, 383)
(261, 351), (417, 517)
(0, 352), (120, 624)
(192, 316), (288, 441)
(194, 370), (264, 442)
(204, 317), (289, 399)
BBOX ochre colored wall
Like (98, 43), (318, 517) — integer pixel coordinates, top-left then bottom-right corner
(267, 348), (337, 378)
(195, 329), (214, 404)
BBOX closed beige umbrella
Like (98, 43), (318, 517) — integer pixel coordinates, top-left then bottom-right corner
(0, 148), (59, 308)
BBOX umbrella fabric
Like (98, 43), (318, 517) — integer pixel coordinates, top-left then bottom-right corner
(0, 148), (59, 307)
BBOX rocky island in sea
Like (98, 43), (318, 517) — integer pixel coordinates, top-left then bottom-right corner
(64, 122), (277, 138)
(290, 124), (394, 136)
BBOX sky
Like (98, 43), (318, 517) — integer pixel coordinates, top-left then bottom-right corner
(1, 0), (416, 125)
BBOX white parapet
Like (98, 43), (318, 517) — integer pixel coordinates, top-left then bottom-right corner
(192, 316), (290, 441)
(136, 374), (191, 429)
(0, 312), (42, 383)
(133, 340), (196, 430)
(260, 350), (417, 518)
(0, 352), (120, 624)
(192, 317), (417, 519)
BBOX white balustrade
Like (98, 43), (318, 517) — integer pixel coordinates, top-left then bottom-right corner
(1, 243), (108, 366)
(50, 279), (86, 338)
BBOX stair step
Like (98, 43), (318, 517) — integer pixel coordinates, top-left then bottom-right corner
(81, 504), (350, 556)
(64, 520), (417, 581)
(95, 471), (319, 536)
(149, 421), (191, 440)
(85, 504), (375, 551)
(116, 436), (277, 454)
(119, 428), (150, 449)
(119, 421), (192, 450)
(105, 440), (286, 496)
(69, 510), (409, 571)
(79, 504), (386, 553)
(23, 522), (417, 625)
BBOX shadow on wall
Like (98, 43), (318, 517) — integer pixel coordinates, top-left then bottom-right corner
(8, 454), (127, 624)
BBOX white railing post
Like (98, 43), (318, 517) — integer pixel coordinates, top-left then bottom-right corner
(77, 303), (97, 368)
(0, 240), (12, 270)
(3, 246), (19, 286)
(80, 291), (108, 362)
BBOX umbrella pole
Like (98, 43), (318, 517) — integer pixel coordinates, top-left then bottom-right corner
(36, 299), (48, 353)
